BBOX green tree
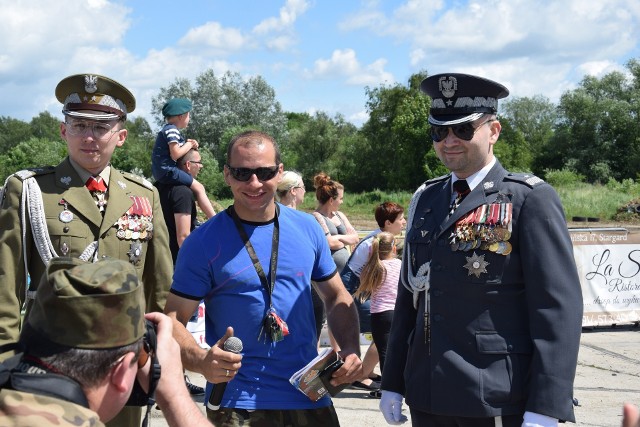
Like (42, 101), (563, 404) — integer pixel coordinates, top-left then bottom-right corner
(30, 112), (61, 142)
(151, 70), (288, 170)
(0, 117), (32, 153)
(357, 70), (431, 191)
(553, 62), (640, 183)
(0, 137), (66, 181)
(501, 95), (555, 175)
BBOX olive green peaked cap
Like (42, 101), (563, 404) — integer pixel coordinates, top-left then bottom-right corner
(27, 258), (146, 349)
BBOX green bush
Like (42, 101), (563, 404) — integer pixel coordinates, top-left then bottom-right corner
(544, 168), (585, 187)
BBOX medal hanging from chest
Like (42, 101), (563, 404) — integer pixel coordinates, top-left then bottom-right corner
(228, 205), (290, 343)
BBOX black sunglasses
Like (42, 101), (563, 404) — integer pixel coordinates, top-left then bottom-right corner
(226, 165), (279, 182)
(430, 118), (494, 142)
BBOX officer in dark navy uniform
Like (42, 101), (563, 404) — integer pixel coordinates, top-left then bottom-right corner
(0, 73), (173, 426)
(379, 73), (583, 427)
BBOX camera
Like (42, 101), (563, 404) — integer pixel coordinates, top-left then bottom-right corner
(126, 319), (161, 406)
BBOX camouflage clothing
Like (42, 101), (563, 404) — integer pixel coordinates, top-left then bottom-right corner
(206, 406), (340, 427)
(27, 257), (145, 349)
(0, 389), (104, 427)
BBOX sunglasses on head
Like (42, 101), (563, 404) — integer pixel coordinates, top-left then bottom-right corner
(226, 165), (279, 182)
(430, 118), (495, 142)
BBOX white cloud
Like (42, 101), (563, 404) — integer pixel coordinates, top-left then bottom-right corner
(179, 22), (246, 52)
(307, 49), (395, 86)
(0, 0), (130, 80)
(253, 0), (310, 34)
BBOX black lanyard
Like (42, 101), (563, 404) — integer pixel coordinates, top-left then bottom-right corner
(227, 205), (280, 307)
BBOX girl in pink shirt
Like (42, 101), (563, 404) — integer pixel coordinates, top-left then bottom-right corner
(354, 232), (401, 380)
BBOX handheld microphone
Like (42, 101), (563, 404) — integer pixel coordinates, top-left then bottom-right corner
(207, 336), (243, 410)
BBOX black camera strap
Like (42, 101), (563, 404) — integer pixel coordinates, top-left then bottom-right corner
(0, 353), (89, 408)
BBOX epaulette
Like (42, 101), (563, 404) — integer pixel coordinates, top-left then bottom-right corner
(121, 171), (154, 190)
(504, 172), (545, 188)
(424, 174), (450, 186)
(12, 166), (55, 181)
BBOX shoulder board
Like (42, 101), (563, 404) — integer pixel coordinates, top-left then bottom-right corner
(504, 173), (545, 188)
(121, 171), (154, 190)
(12, 166), (55, 181)
(423, 174), (450, 187)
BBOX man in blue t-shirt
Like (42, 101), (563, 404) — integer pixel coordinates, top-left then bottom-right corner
(165, 130), (362, 427)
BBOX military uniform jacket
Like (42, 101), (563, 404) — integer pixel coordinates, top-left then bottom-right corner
(0, 157), (173, 346)
(382, 161), (583, 422)
(0, 389), (104, 427)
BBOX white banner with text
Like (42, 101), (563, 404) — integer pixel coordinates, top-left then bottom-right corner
(570, 228), (640, 327)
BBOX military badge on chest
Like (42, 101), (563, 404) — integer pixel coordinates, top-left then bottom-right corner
(449, 193), (513, 259)
(114, 196), (154, 265)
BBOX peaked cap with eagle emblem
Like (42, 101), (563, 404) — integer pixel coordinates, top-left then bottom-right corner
(55, 73), (136, 121)
(421, 73), (509, 126)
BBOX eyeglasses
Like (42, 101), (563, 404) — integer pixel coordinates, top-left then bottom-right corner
(430, 118), (495, 142)
(188, 160), (203, 165)
(65, 120), (119, 139)
(294, 184), (305, 191)
(226, 165), (279, 182)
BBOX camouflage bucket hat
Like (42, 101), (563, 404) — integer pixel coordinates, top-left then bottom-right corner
(27, 257), (146, 349)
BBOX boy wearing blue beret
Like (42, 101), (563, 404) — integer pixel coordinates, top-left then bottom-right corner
(152, 98), (216, 218)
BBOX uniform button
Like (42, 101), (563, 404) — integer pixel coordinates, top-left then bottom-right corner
(433, 264), (442, 271)
(432, 290), (443, 297)
(433, 314), (443, 322)
(507, 345), (514, 351)
(425, 208), (432, 213)
(63, 226), (69, 233)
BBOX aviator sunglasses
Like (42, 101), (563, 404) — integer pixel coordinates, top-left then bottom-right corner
(430, 118), (495, 142)
(226, 165), (279, 182)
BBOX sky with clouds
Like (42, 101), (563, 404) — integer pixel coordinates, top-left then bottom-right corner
(1, 0), (639, 129)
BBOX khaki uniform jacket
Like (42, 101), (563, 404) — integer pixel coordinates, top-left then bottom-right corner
(0, 157), (173, 347)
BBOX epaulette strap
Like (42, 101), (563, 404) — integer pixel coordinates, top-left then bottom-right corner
(13, 167), (55, 181)
(424, 174), (450, 186)
(122, 171), (153, 190)
(504, 173), (545, 188)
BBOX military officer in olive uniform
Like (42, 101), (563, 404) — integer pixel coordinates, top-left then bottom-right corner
(379, 74), (583, 427)
(0, 74), (173, 426)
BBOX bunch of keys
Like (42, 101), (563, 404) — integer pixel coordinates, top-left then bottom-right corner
(259, 308), (290, 342)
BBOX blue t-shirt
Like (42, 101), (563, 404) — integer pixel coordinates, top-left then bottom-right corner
(151, 123), (186, 181)
(172, 204), (338, 410)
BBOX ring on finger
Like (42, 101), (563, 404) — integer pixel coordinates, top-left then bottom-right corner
(225, 369), (230, 377)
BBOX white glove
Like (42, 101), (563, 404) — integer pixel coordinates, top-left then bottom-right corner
(379, 390), (408, 425)
(522, 411), (558, 427)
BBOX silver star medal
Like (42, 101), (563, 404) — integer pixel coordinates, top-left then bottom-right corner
(464, 251), (489, 278)
(128, 241), (143, 265)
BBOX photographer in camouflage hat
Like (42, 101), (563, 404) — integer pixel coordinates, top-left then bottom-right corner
(0, 258), (212, 427)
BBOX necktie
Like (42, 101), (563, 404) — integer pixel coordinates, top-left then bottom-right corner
(85, 177), (108, 212)
(449, 179), (470, 215)
(85, 176), (107, 192)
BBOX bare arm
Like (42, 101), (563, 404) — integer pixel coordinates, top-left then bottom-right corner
(168, 139), (197, 161)
(336, 211), (360, 245)
(164, 293), (242, 384)
(174, 213), (191, 247)
(314, 273), (363, 386)
(144, 312), (212, 427)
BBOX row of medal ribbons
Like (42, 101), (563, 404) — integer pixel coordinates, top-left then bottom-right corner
(450, 202), (513, 256)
